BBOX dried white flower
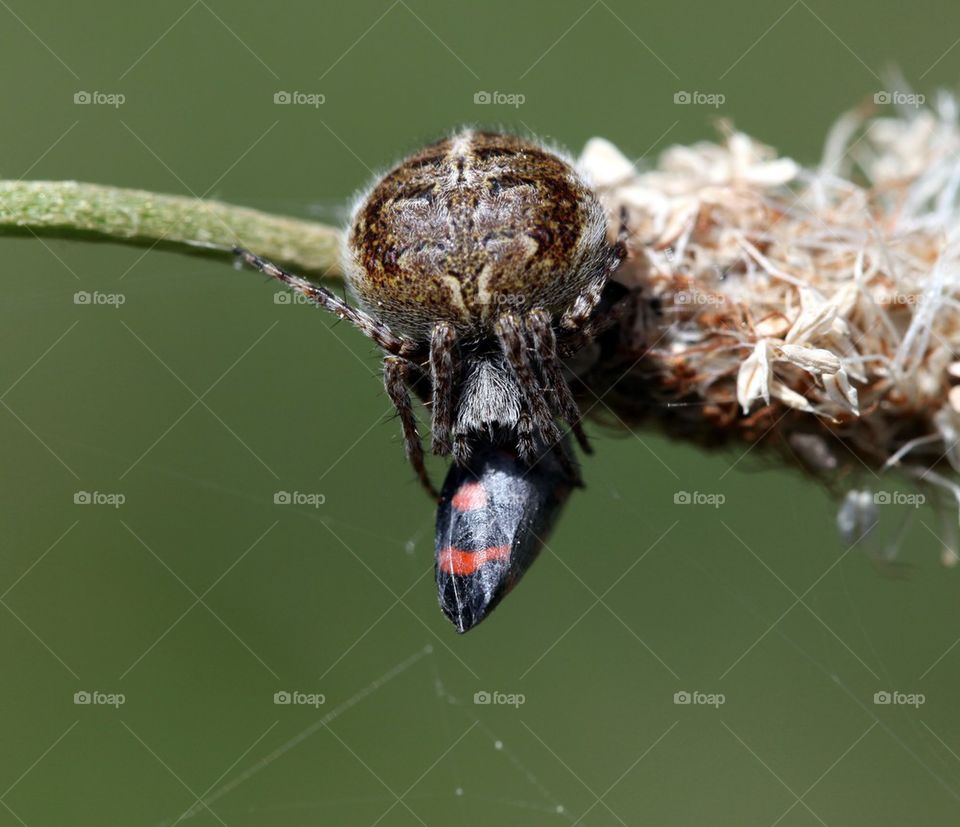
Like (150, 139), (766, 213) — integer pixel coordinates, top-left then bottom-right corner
(771, 380), (814, 412)
(822, 369), (860, 415)
(736, 340), (770, 414)
(775, 344), (843, 376)
(579, 137), (636, 189)
(580, 95), (960, 560)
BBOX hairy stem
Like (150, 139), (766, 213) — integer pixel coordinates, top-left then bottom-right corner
(0, 180), (343, 278)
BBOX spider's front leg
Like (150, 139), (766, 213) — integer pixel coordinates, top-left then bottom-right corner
(429, 322), (456, 456)
(234, 247), (418, 357)
(384, 356), (438, 500)
(526, 308), (591, 454)
(235, 247), (437, 497)
(495, 312), (562, 459)
(556, 208), (630, 356)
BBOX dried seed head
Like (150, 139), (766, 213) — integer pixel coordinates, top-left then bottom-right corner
(578, 94), (960, 559)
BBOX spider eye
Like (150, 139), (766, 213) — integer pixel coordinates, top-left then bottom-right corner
(434, 441), (573, 632)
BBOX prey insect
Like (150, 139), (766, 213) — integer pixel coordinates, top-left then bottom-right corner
(236, 129), (626, 632)
(436, 438), (575, 632)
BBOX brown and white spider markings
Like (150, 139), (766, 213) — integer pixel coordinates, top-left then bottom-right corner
(236, 129), (627, 498)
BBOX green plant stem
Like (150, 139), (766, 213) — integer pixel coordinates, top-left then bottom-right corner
(0, 180), (343, 278)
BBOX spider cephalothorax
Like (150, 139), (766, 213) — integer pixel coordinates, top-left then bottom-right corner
(238, 130), (624, 496)
(236, 129), (627, 631)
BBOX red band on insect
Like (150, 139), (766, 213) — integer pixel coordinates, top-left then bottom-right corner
(451, 481), (488, 512)
(438, 545), (511, 575)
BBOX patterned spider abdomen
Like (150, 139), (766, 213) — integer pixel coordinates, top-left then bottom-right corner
(435, 440), (573, 632)
(344, 129), (609, 339)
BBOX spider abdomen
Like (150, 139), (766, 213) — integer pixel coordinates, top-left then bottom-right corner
(343, 129), (609, 338)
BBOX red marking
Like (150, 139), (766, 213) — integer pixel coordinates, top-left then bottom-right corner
(438, 545), (511, 576)
(452, 481), (488, 512)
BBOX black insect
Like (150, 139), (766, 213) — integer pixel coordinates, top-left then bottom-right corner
(236, 129), (627, 632)
(435, 439), (574, 632)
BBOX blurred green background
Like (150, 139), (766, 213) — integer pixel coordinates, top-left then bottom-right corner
(2, 0), (959, 824)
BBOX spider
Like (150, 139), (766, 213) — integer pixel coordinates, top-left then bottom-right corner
(235, 129), (626, 499)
